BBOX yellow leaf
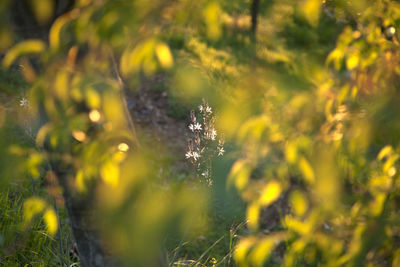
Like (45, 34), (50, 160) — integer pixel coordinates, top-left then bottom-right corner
(370, 193), (386, 216)
(54, 70), (70, 101)
(378, 145), (393, 161)
(250, 234), (287, 267)
(368, 176), (392, 193)
(299, 156), (315, 184)
(23, 197), (46, 223)
(346, 54), (359, 70)
(228, 160), (252, 191)
(234, 237), (256, 265)
(259, 180), (281, 207)
(2, 39), (46, 69)
(75, 169), (86, 192)
(27, 153), (44, 179)
(300, 0), (321, 26)
(49, 9), (80, 49)
(43, 208), (58, 235)
(102, 92), (125, 129)
(383, 154), (399, 173)
(36, 124), (53, 147)
(285, 141), (298, 163)
(290, 191), (308, 216)
(85, 88), (101, 109)
(283, 215), (311, 235)
(101, 160), (119, 188)
(155, 43), (173, 69)
(247, 202), (260, 231)
(122, 39), (158, 75)
(326, 48), (344, 70)
(120, 48), (132, 76)
(250, 238), (274, 267)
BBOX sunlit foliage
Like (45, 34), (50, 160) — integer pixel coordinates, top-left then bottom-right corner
(226, 1), (400, 266)
(2, 0), (400, 266)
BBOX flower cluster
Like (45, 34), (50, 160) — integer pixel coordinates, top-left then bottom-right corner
(20, 97), (29, 107)
(186, 99), (224, 186)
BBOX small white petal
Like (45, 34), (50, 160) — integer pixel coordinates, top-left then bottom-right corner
(210, 129), (217, 140)
(192, 152), (201, 161)
(20, 98), (29, 107)
(194, 123), (202, 131)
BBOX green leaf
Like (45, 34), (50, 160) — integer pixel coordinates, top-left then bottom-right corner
(2, 39), (46, 69)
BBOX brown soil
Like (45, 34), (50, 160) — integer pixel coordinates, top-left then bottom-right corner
(124, 74), (193, 174)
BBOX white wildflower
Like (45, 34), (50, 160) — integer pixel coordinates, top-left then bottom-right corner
(192, 151), (200, 161)
(210, 129), (217, 140)
(217, 147), (225, 156)
(194, 122), (202, 131)
(205, 106), (212, 114)
(189, 123), (202, 131)
(20, 97), (29, 107)
(199, 105), (204, 112)
(185, 151), (193, 159)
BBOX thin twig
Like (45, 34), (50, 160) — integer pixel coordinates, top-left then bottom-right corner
(109, 47), (142, 150)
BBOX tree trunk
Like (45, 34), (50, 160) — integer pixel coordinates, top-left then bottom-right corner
(55, 169), (117, 267)
(251, 0), (260, 34)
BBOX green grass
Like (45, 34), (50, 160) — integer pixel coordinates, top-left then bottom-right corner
(164, 155), (247, 266)
(0, 69), (77, 267)
(0, 182), (77, 267)
(0, 68), (28, 95)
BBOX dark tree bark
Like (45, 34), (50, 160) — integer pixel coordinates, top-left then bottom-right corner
(251, 0), (260, 34)
(54, 168), (117, 267)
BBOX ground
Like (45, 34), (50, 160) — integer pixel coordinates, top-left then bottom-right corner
(125, 73), (192, 177)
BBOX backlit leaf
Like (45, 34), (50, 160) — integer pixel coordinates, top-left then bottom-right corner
(235, 237), (256, 265)
(378, 146), (393, 161)
(101, 160), (120, 188)
(43, 208), (58, 235)
(346, 54), (359, 70)
(155, 43), (173, 69)
(247, 202), (260, 231)
(23, 197), (46, 224)
(299, 156), (315, 184)
(228, 160), (252, 191)
(290, 191), (308, 216)
(259, 180), (281, 207)
(300, 0), (321, 26)
(2, 39), (46, 69)
(49, 9), (80, 49)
